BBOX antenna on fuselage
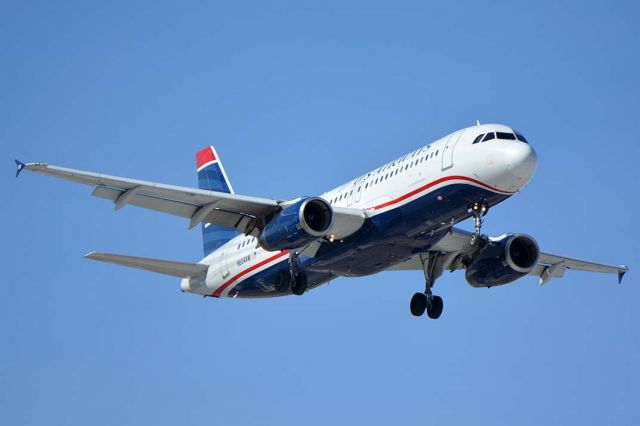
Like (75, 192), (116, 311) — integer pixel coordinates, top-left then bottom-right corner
(476, 120), (481, 125)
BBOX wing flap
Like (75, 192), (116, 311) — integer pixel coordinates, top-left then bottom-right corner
(92, 186), (197, 218)
(85, 252), (208, 278)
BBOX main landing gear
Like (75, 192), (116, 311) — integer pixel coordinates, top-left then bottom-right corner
(410, 252), (444, 319)
(410, 201), (492, 319)
(289, 251), (308, 296)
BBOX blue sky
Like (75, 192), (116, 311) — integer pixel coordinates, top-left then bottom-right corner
(2, 1), (639, 424)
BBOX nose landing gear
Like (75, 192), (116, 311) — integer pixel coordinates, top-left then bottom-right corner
(410, 252), (444, 319)
(468, 201), (490, 248)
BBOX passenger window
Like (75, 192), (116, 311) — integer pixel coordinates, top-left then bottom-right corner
(496, 132), (516, 140)
(482, 132), (495, 142)
(515, 133), (528, 143)
(472, 134), (484, 144)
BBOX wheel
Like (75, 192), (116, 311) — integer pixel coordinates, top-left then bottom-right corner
(291, 272), (307, 296)
(427, 295), (443, 319)
(410, 292), (427, 316)
(469, 233), (488, 249)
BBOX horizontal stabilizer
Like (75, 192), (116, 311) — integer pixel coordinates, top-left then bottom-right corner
(85, 252), (208, 278)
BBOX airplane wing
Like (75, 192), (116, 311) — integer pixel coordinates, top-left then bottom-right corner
(387, 227), (628, 284)
(16, 160), (365, 239)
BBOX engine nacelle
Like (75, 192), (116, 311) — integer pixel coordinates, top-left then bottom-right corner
(465, 234), (540, 288)
(258, 197), (333, 251)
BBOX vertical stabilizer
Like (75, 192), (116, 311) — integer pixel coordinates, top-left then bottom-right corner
(196, 146), (237, 256)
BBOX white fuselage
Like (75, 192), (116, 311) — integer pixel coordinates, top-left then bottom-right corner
(181, 123), (537, 297)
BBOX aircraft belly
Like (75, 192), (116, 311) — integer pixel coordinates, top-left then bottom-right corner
(307, 183), (509, 277)
(228, 183), (510, 298)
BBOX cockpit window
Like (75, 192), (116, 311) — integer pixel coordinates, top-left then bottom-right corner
(515, 133), (528, 143)
(482, 132), (495, 142)
(496, 132), (516, 140)
(472, 134), (484, 144)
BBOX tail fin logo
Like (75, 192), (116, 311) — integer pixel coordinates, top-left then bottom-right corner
(196, 147), (217, 172)
(196, 146), (235, 194)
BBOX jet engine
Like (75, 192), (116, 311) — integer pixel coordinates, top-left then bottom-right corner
(465, 234), (540, 287)
(258, 197), (333, 251)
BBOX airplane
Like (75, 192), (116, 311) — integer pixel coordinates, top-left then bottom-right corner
(15, 123), (629, 319)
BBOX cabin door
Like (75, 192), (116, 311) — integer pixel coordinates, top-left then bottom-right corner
(442, 130), (465, 170)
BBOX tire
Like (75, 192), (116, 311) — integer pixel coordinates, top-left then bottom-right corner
(470, 233), (488, 249)
(291, 272), (308, 296)
(410, 292), (427, 316)
(427, 295), (443, 319)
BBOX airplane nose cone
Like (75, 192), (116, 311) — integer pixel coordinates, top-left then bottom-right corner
(505, 142), (537, 182)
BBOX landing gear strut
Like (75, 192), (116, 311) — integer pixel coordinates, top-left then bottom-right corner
(410, 252), (444, 319)
(289, 251), (307, 296)
(468, 201), (489, 248)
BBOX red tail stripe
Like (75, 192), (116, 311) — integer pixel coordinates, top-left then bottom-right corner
(371, 175), (514, 211)
(196, 147), (217, 169)
(212, 250), (290, 297)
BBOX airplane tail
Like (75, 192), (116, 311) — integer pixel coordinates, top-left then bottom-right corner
(196, 146), (237, 256)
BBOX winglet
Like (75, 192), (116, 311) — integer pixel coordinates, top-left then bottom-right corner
(15, 160), (25, 177)
(618, 268), (628, 284)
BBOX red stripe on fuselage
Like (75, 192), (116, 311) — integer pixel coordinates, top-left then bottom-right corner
(370, 175), (515, 211)
(212, 250), (290, 297)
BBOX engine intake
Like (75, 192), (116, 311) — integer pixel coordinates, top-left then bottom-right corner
(465, 234), (539, 287)
(258, 197), (333, 251)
